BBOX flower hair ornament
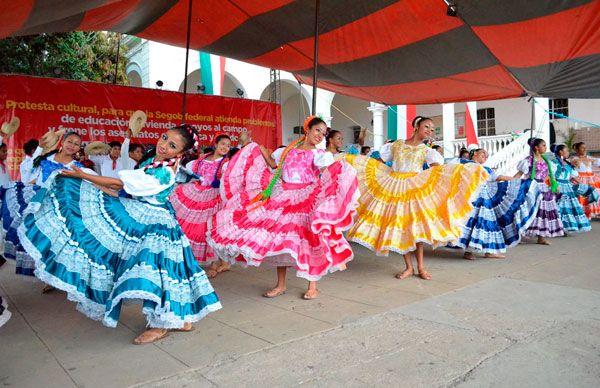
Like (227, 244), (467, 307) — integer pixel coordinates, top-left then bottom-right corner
(413, 116), (425, 128)
(303, 115), (323, 133)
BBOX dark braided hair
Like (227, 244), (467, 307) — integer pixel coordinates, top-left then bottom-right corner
(527, 137), (545, 157)
(325, 129), (341, 148)
(551, 144), (572, 168)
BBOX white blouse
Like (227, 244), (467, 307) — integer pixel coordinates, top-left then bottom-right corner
(570, 156), (600, 173)
(118, 168), (175, 204)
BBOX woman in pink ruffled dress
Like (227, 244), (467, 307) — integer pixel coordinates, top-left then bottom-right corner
(170, 134), (231, 278)
(207, 116), (359, 299)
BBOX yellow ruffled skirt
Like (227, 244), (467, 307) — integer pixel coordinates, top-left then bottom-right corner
(342, 154), (488, 255)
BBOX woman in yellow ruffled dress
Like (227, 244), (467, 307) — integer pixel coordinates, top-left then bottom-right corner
(343, 116), (487, 280)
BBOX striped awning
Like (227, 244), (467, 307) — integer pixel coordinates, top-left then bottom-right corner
(1, 0), (599, 104)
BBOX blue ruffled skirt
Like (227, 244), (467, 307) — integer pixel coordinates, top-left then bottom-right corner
(556, 179), (595, 232)
(457, 179), (541, 253)
(2, 182), (38, 275)
(17, 175), (221, 328)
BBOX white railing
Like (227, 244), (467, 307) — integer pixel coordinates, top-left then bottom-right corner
(433, 132), (530, 175)
(436, 134), (516, 157)
(484, 133), (530, 175)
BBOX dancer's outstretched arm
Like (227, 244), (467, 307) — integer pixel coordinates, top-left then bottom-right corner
(61, 166), (124, 190)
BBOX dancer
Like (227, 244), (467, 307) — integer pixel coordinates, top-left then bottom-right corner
(326, 129), (344, 155)
(343, 116), (487, 280)
(7, 131), (86, 279)
(0, 120), (20, 264)
(18, 125), (221, 344)
(208, 116), (359, 300)
(551, 144), (597, 233)
(458, 148), (541, 259)
(570, 142), (600, 218)
(514, 138), (564, 244)
(170, 134), (231, 278)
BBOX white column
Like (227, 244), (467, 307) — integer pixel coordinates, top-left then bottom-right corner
(442, 103), (455, 158)
(368, 102), (386, 150)
(533, 97), (550, 145)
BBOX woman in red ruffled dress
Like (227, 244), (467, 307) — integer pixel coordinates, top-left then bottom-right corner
(207, 116), (359, 299)
(170, 134), (231, 278)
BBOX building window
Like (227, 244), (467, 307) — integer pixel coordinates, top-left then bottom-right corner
(477, 108), (495, 137)
(293, 126), (303, 135)
(549, 98), (568, 119)
(352, 126), (362, 144)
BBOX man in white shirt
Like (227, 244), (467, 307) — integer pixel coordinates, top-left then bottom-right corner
(88, 139), (130, 178)
(19, 139), (40, 184)
(121, 136), (145, 170)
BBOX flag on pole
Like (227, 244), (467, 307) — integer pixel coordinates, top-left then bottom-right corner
(199, 52), (226, 95)
(465, 101), (478, 146)
(387, 105), (416, 140)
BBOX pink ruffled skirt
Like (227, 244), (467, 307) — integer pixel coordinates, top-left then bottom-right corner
(208, 143), (359, 281)
(170, 182), (223, 263)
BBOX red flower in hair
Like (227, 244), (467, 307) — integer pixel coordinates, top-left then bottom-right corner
(303, 115), (319, 133)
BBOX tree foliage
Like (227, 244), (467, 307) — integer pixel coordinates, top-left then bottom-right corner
(0, 31), (129, 84)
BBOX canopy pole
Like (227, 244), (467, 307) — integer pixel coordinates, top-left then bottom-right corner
(311, 0), (320, 115)
(113, 33), (121, 85)
(181, 0), (193, 122)
(529, 96), (535, 140)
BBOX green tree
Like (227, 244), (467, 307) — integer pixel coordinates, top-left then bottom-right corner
(0, 31), (129, 84)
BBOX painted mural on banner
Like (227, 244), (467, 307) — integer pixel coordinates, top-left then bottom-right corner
(0, 74), (282, 179)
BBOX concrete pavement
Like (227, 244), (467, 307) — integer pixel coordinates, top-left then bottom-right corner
(1, 224), (599, 387)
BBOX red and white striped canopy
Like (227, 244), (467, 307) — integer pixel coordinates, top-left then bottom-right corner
(1, 0), (599, 104)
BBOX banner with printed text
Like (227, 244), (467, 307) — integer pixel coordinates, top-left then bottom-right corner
(0, 74), (281, 179)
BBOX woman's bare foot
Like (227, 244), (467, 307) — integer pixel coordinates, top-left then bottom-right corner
(484, 253), (506, 259)
(42, 285), (56, 294)
(205, 262), (219, 278)
(133, 328), (168, 345)
(171, 322), (194, 332)
(216, 261), (231, 273)
(205, 268), (218, 278)
(395, 268), (413, 279)
(416, 270), (432, 280)
(263, 287), (286, 298)
(303, 288), (319, 300)
(537, 237), (551, 245)
(463, 252), (475, 260)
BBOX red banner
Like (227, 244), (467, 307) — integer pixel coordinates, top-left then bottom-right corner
(0, 74), (281, 179)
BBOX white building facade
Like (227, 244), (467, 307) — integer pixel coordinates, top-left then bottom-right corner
(125, 39), (600, 154)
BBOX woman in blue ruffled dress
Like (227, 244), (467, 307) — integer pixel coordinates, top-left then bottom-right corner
(18, 125), (221, 344)
(551, 144), (598, 233)
(514, 138), (564, 244)
(3, 132), (83, 278)
(458, 148), (542, 259)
